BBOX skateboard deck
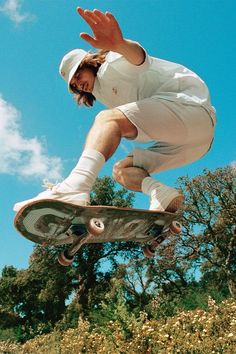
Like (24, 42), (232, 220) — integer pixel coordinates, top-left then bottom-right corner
(14, 199), (182, 264)
(14, 199), (179, 243)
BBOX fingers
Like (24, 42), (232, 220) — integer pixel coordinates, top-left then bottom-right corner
(77, 7), (121, 49)
(77, 7), (98, 28)
(93, 9), (109, 23)
(85, 10), (101, 24)
(105, 11), (117, 24)
(77, 7), (112, 25)
(80, 32), (97, 47)
(77, 7), (100, 24)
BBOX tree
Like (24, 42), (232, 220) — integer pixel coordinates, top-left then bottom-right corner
(0, 251), (74, 341)
(0, 176), (139, 340)
(114, 166), (236, 317)
(67, 177), (142, 317)
(177, 166), (236, 297)
(3, 167), (234, 340)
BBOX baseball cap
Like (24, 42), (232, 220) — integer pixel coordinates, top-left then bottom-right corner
(59, 49), (88, 92)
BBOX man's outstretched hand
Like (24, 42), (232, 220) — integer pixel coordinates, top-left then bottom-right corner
(77, 7), (124, 52)
(77, 7), (145, 66)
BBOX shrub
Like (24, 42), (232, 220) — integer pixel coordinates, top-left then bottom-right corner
(0, 298), (236, 353)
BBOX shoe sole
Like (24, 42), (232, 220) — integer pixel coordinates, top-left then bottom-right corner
(165, 195), (184, 213)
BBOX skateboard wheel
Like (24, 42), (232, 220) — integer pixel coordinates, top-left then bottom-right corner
(143, 246), (155, 258)
(87, 218), (104, 236)
(58, 250), (74, 266)
(169, 221), (182, 235)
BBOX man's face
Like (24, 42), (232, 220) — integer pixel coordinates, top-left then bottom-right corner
(70, 67), (95, 93)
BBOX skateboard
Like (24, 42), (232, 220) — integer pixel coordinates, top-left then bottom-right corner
(14, 200), (182, 266)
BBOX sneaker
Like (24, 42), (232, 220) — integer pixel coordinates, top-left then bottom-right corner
(149, 185), (184, 212)
(13, 180), (90, 212)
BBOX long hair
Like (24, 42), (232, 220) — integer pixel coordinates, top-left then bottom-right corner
(71, 50), (108, 107)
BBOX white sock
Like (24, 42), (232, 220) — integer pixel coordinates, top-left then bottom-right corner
(141, 176), (165, 196)
(59, 149), (105, 193)
(142, 176), (182, 211)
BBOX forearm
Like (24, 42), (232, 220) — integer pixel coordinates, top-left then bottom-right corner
(115, 39), (145, 66)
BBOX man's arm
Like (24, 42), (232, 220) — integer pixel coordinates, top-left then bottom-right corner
(77, 7), (145, 66)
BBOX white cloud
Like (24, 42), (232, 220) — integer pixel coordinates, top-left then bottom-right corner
(0, 95), (63, 180)
(0, 0), (35, 24)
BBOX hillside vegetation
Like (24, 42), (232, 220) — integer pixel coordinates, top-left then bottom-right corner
(0, 167), (235, 353)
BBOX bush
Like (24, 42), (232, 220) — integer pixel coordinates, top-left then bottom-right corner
(0, 298), (236, 353)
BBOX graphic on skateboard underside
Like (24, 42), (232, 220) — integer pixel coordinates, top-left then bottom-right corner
(14, 200), (176, 246)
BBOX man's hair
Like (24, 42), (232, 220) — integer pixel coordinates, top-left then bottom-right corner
(72, 50), (108, 107)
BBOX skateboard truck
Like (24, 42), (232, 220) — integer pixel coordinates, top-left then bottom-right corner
(143, 220), (182, 258)
(58, 218), (105, 266)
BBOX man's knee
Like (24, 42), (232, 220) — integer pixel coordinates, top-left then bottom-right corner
(112, 161), (123, 182)
(94, 109), (113, 125)
(95, 109), (137, 139)
(113, 158), (149, 191)
(112, 157), (134, 182)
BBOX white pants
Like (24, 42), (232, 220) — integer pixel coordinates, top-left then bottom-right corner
(117, 98), (216, 174)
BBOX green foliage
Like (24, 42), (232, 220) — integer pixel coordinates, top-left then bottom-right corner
(0, 177), (137, 340)
(177, 166), (236, 297)
(64, 176), (138, 318)
(0, 327), (19, 342)
(1, 299), (236, 353)
(91, 176), (134, 207)
(88, 277), (133, 329)
(55, 300), (81, 331)
(0, 310), (21, 329)
(0, 250), (74, 341)
(1, 167), (235, 346)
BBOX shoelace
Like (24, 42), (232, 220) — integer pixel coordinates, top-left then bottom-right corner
(42, 179), (56, 190)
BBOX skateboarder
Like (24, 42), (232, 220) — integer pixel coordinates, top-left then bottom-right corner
(14, 7), (216, 213)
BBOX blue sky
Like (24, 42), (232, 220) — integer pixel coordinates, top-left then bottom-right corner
(0, 0), (235, 272)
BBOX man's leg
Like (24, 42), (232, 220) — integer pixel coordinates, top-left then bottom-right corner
(85, 109), (137, 159)
(60, 108), (137, 191)
(113, 156), (184, 212)
(112, 157), (149, 191)
(14, 109), (137, 211)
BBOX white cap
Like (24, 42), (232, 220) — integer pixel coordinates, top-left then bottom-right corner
(59, 49), (88, 92)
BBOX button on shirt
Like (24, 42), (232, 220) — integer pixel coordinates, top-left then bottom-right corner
(92, 45), (215, 115)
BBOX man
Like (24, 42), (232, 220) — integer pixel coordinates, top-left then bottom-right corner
(14, 7), (216, 213)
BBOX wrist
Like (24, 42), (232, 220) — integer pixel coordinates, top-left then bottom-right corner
(114, 39), (132, 55)
(114, 39), (145, 66)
